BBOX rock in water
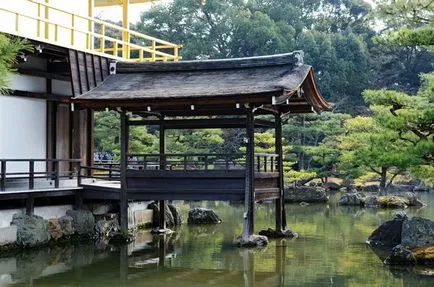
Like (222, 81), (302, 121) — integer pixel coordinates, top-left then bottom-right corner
(364, 195), (380, 208)
(48, 215), (73, 240)
(367, 216), (406, 249)
(233, 235), (269, 247)
(66, 209), (95, 235)
(284, 187), (327, 203)
(168, 204), (182, 226)
(94, 219), (120, 241)
(147, 201), (175, 227)
(187, 208), (222, 224)
(401, 217), (434, 249)
(259, 228), (298, 239)
(384, 245), (416, 265)
(412, 245), (434, 265)
(338, 192), (365, 206)
(11, 214), (50, 247)
(378, 196), (409, 208)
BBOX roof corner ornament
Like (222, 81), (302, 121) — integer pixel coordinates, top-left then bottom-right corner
(293, 50), (304, 66)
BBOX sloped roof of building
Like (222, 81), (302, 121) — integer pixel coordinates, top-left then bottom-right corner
(73, 52), (330, 115)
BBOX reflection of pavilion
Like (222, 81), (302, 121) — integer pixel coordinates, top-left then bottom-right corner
(14, 233), (288, 287)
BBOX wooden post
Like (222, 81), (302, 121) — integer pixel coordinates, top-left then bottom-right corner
(29, 160), (35, 190)
(26, 194), (34, 216)
(275, 114), (286, 231)
(159, 121), (166, 230)
(242, 110), (255, 241)
(0, 160), (6, 191)
(120, 111), (129, 233)
(86, 109), (94, 176)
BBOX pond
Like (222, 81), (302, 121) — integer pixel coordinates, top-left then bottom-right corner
(2, 192), (434, 286)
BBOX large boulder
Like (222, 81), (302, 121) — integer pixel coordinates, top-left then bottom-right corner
(168, 204), (182, 226)
(94, 218), (120, 241)
(259, 228), (298, 239)
(384, 245), (416, 265)
(367, 213), (407, 249)
(11, 214), (50, 247)
(393, 192), (425, 207)
(233, 235), (269, 247)
(48, 215), (73, 240)
(377, 196), (409, 209)
(325, 182), (341, 191)
(401, 217), (434, 249)
(284, 187), (327, 203)
(66, 209), (95, 235)
(187, 208), (222, 224)
(339, 192), (365, 206)
(147, 201), (175, 227)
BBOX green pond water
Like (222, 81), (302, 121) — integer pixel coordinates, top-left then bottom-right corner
(2, 192), (434, 287)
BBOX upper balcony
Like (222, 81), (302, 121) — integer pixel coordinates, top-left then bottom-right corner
(0, 0), (181, 62)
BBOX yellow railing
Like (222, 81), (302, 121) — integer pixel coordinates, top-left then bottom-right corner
(0, 0), (181, 62)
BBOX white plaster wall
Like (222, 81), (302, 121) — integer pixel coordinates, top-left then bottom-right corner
(52, 79), (73, 96)
(0, 96), (46, 173)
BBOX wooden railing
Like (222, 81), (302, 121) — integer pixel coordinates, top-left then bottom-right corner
(128, 153), (246, 171)
(0, 0), (181, 62)
(0, 159), (81, 191)
(255, 153), (279, 173)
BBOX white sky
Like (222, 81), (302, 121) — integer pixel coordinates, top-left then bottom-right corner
(94, 0), (172, 23)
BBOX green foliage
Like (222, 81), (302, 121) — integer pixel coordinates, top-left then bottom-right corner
(375, 0), (434, 48)
(166, 129), (224, 153)
(0, 34), (32, 94)
(94, 111), (157, 158)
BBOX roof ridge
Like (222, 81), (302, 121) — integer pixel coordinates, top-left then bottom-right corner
(116, 51), (304, 73)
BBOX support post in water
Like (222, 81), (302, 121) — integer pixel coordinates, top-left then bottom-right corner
(159, 119), (167, 230)
(120, 110), (129, 233)
(275, 114), (285, 231)
(242, 109), (255, 241)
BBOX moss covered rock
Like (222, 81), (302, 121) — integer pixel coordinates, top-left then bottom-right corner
(412, 245), (434, 265)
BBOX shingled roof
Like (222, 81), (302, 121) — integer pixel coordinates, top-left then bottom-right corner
(73, 52), (330, 115)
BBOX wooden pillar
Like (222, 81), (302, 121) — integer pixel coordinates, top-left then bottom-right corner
(242, 110), (255, 240)
(275, 114), (286, 231)
(120, 111), (129, 233)
(159, 121), (166, 230)
(86, 109), (94, 175)
(26, 194), (34, 216)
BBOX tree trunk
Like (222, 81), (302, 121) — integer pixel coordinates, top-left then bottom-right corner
(379, 167), (387, 195)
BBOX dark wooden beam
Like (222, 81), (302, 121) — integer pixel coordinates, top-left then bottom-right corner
(17, 68), (70, 81)
(120, 111), (128, 233)
(242, 110), (255, 240)
(159, 118), (166, 230)
(274, 114), (285, 232)
(10, 90), (72, 102)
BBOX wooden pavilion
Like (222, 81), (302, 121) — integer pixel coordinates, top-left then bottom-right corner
(73, 51), (330, 241)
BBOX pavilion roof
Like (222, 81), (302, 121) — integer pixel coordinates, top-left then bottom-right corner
(73, 52), (330, 115)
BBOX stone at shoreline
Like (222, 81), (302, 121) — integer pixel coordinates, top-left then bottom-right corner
(233, 235), (269, 247)
(392, 192), (425, 207)
(367, 215), (406, 249)
(11, 214), (50, 247)
(147, 201), (177, 228)
(364, 195), (380, 208)
(259, 228), (298, 239)
(94, 218), (120, 241)
(284, 187), (328, 203)
(168, 204), (182, 226)
(361, 184), (380, 193)
(364, 195), (410, 209)
(338, 192), (365, 206)
(48, 215), (73, 240)
(66, 209), (95, 235)
(401, 217), (434, 250)
(324, 182), (341, 190)
(387, 184), (415, 193)
(188, 208), (222, 224)
(384, 245), (416, 265)
(412, 245), (434, 265)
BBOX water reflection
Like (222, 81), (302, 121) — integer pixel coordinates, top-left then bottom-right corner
(2, 192), (434, 286)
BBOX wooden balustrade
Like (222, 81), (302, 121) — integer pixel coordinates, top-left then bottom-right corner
(0, 159), (81, 191)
